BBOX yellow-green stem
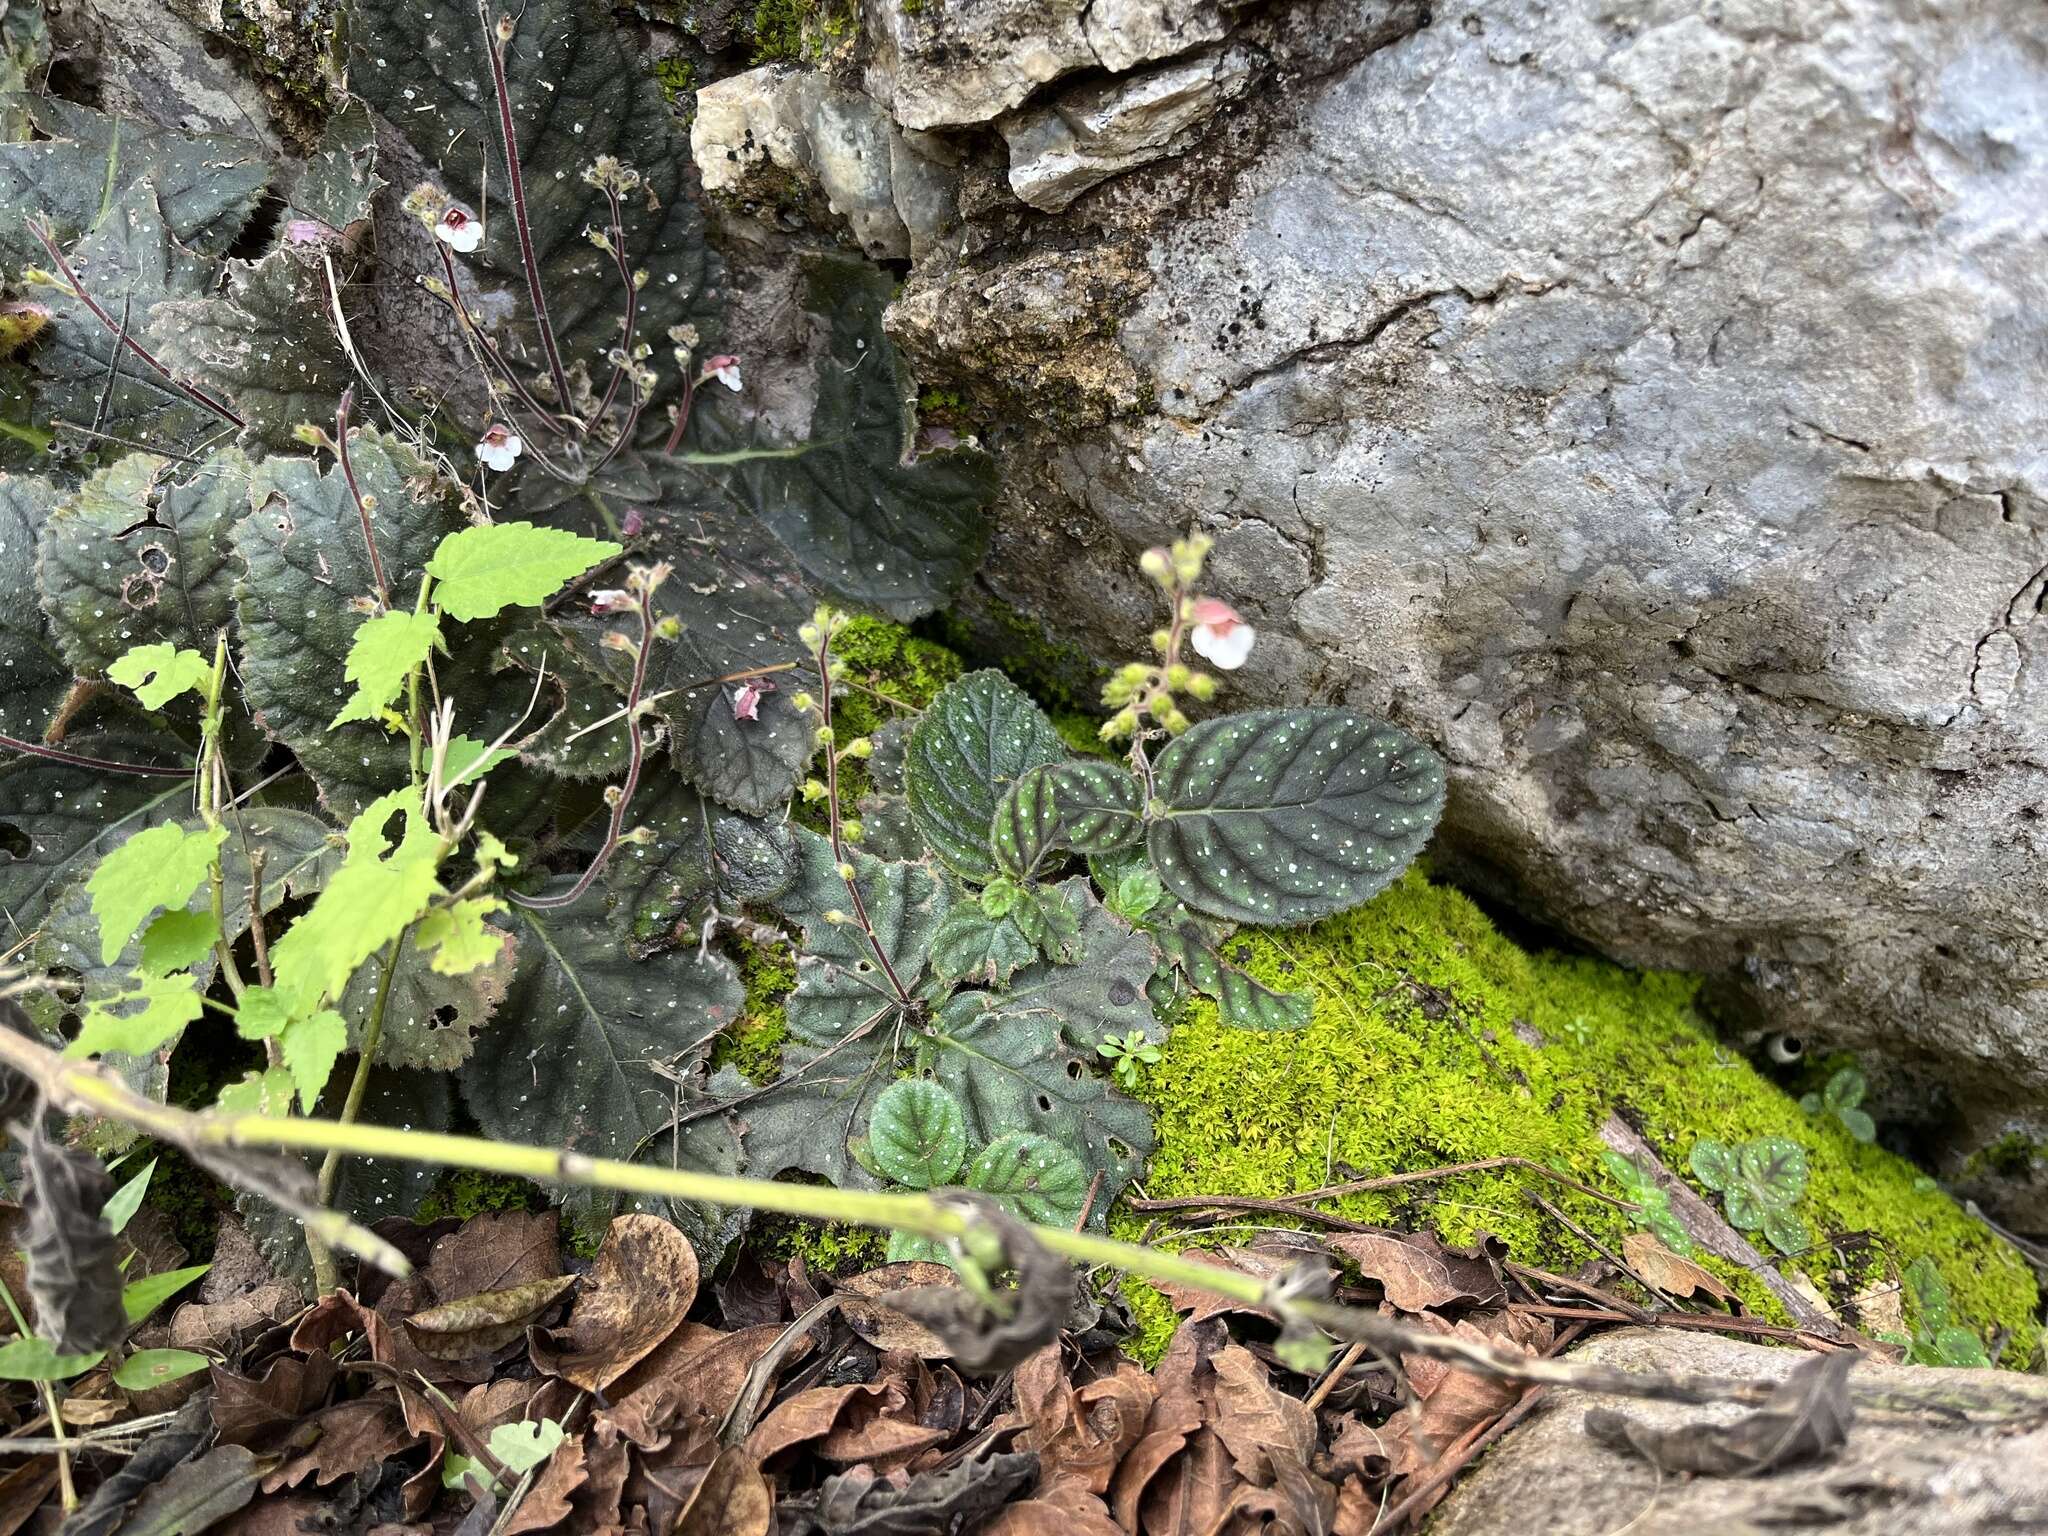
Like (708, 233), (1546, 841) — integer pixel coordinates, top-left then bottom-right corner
(308, 929), (406, 1292)
(0, 1274), (74, 1510)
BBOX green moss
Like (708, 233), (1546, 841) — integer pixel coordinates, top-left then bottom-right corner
(748, 0), (855, 63)
(1969, 1133), (2044, 1179)
(758, 1215), (884, 1274)
(833, 615), (962, 736)
(1121, 1278), (1183, 1367)
(927, 595), (1101, 716)
(713, 933), (795, 1084)
(415, 1168), (546, 1226)
(1122, 870), (2041, 1365)
(653, 56), (698, 110)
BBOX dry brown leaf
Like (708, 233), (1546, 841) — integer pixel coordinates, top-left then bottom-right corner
(983, 1481), (1124, 1536)
(1621, 1232), (1740, 1309)
(1326, 1231), (1504, 1313)
(169, 1283), (302, 1354)
(1149, 1249), (1281, 1327)
(404, 1275), (576, 1362)
(837, 1262), (960, 1358)
(604, 1322), (798, 1447)
(0, 1457), (58, 1536)
(502, 1437), (589, 1534)
(529, 1214), (696, 1391)
(745, 1383), (892, 1463)
(1209, 1344), (1316, 1484)
(209, 1353), (338, 1446)
(673, 1444), (772, 1536)
(422, 1209), (561, 1300)
(1383, 1311), (1548, 1479)
(1139, 1425), (1237, 1536)
(260, 1396), (416, 1492)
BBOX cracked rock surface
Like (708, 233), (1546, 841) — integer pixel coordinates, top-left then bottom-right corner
(763, 0), (2048, 1219)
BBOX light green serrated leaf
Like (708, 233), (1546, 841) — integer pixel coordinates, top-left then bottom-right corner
(281, 1009), (347, 1111)
(88, 821), (226, 965)
(425, 523), (621, 622)
(414, 897), (509, 975)
(443, 734), (516, 787)
(69, 972), (204, 1059)
(331, 608), (442, 729)
(122, 1262), (209, 1324)
(137, 909), (218, 977)
(108, 643), (211, 710)
(216, 1067), (297, 1117)
(965, 1131), (1091, 1225)
(113, 1347), (211, 1389)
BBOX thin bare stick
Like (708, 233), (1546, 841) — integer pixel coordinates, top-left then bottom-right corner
(0, 733), (191, 776)
(1302, 1157), (1635, 1211)
(335, 388), (392, 610)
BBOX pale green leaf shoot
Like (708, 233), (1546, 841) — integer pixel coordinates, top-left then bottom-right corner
(107, 642), (211, 710)
(88, 821), (227, 964)
(331, 608), (442, 729)
(424, 523), (620, 622)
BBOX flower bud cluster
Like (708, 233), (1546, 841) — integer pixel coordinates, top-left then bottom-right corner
(1099, 533), (1247, 740)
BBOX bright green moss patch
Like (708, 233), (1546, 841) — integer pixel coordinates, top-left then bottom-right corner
(758, 1215), (884, 1274)
(1123, 870), (2040, 1364)
(415, 1168), (547, 1226)
(714, 933), (795, 1084)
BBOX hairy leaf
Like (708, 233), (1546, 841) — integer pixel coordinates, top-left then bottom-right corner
(1154, 907), (1313, 1032)
(338, 917), (517, 1071)
(344, 0), (719, 374)
(69, 972), (204, 1059)
(905, 671), (1066, 883)
(867, 1079), (968, 1189)
(464, 894), (742, 1243)
(332, 608), (442, 728)
(233, 432), (470, 814)
(685, 258), (994, 619)
(0, 473), (67, 737)
(984, 882), (1159, 1051)
(0, 756), (186, 940)
(717, 1041), (892, 1193)
(965, 1132), (1091, 1225)
(600, 773), (716, 950)
(990, 765), (1058, 881)
(929, 903), (1035, 987)
(426, 522), (621, 622)
(38, 452), (248, 676)
(87, 820), (225, 965)
(779, 831), (951, 1047)
(0, 97), (267, 271)
(1038, 760), (1145, 855)
(927, 997), (1152, 1216)
(1147, 709), (1446, 925)
(152, 249), (350, 448)
(281, 100), (382, 236)
(280, 1009), (347, 1111)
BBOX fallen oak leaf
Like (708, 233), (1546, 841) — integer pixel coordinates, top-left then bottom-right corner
(1584, 1350), (1855, 1477)
(421, 1209), (562, 1300)
(529, 1213), (696, 1392)
(836, 1261), (960, 1359)
(404, 1275), (577, 1362)
(1620, 1231), (1741, 1311)
(260, 1395), (416, 1492)
(1210, 1344), (1317, 1485)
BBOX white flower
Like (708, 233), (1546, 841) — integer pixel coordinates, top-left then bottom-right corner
(475, 423), (523, 472)
(436, 204), (484, 253)
(700, 354), (742, 393)
(1189, 597), (1255, 670)
(589, 589), (630, 614)
(731, 679), (767, 721)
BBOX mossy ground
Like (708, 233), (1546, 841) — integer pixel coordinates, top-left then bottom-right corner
(1116, 869), (2041, 1366)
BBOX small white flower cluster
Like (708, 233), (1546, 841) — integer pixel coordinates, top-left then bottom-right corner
(1099, 532), (1254, 740)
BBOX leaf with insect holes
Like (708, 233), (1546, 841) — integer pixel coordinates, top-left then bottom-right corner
(331, 608), (443, 728)
(867, 1079), (969, 1189)
(685, 257), (996, 620)
(966, 1132), (1092, 1225)
(152, 248), (350, 449)
(8, 187), (224, 467)
(0, 473), (68, 738)
(68, 972), (204, 1060)
(0, 757), (188, 949)
(280, 100), (383, 236)
(107, 645), (211, 711)
(711, 1040), (893, 1196)
(1147, 709), (1446, 925)
(337, 915), (517, 1071)
(345, 0), (720, 376)
(0, 96), (268, 271)
(425, 523), (622, 623)
(462, 893), (742, 1245)
(905, 671), (1067, 884)
(927, 994), (1152, 1219)
(982, 880), (1160, 1052)
(234, 433), (532, 815)
(39, 452), (249, 678)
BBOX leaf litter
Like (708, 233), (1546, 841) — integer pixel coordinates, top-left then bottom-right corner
(0, 1199), (1868, 1533)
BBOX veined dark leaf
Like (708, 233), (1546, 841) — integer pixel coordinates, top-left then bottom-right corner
(1152, 906), (1313, 1032)
(0, 756), (187, 948)
(0, 97), (267, 271)
(989, 765), (1058, 881)
(1147, 708), (1446, 925)
(38, 452), (249, 675)
(600, 775), (792, 951)
(343, 0), (719, 375)
(867, 1078), (968, 1189)
(715, 1041), (893, 1194)
(682, 257), (995, 619)
(338, 919), (517, 1071)
(280, 100), (382, 237)
(0, 472), (67, 738)
(929, 903), (1035, 986)
(965, 1132), (1091, 1225)
(777, 828), (951, 1047)
(982, 881), (1159, 1052)
(926, 995), (1152, 1218)
(464, 894), (742, 1244)
(153, 249), (350, 449)
(905, 670), (1066, 883)
(1037, 760), (1145, 854)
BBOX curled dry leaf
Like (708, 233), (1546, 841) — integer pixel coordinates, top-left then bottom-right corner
(781, 1448), (1039, 1535)
(1620, 1231), (1741, 1310)
(886, 1199), (1073, 1374)
(1210, 1344), (1318, 1485)
(18, 1119), (128, 1354)
(836, 1262), (960, 1358)
(528, 1214), (696, 1392)
(1383, 1310), (1552, 1480)
(260, 1395), (417, 1492)
(422, 1209), (562, 1300)
(405, 1274), (577, 1362)
(1326, 1230), (1505, 1313)
(502, 1437), (588, 1535)
(1585, 1350), (1855, 1477)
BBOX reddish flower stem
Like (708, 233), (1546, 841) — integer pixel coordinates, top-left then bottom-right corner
(0, 734), (191, 776)
(334, 387), (393, 611)
(815, 629), (913, 1005)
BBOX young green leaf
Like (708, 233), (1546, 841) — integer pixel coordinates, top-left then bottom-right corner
(113, 1348), (211, 1390)
(1146, 709), (1446, 925)
(966, 1132), (1092, 1225)
(279, 1010), (347, 1111)
(868, 1079), (968, 1190)
(88, 821), (227, 965)
(1931, 1325), (1992, 1369)
(137, 909), (220, 977)
(69, 973), (205, 1059)
(414, 897), (510, 976)
(101, 1158), (157, 1237)
(107, 643), (212, 711)
(425, 523), (621, 623)
(1688, 1138), (1736, 1192)
(330, 608), (442, 728)
(0, 1336), (105, 1381)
